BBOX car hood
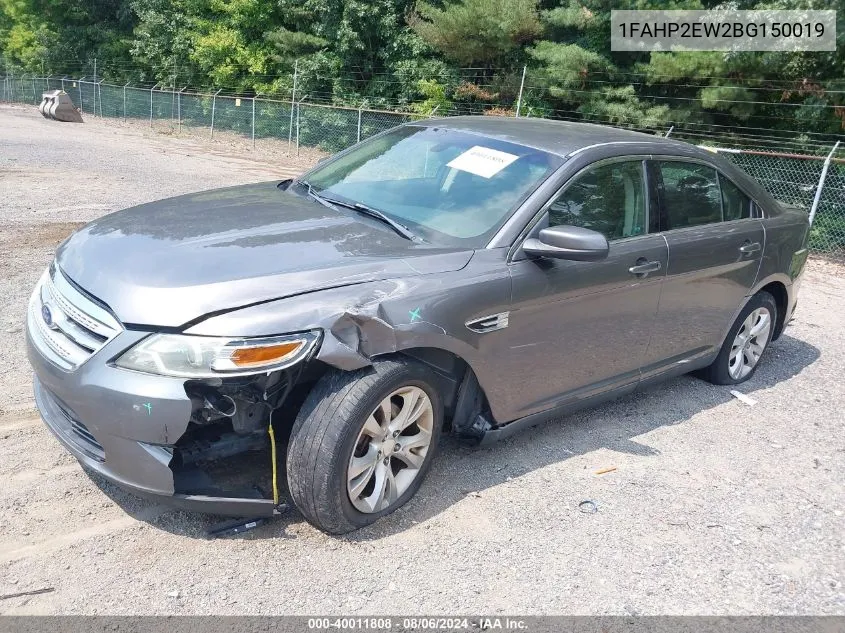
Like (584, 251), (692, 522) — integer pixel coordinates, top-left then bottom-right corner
(56, 181), (474, 328)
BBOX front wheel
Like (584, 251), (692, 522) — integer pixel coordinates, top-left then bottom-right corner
(286, 358), (443, 534)
(698, 291), (777, 385)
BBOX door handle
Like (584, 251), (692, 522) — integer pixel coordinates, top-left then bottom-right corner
(739, 241), (762, 255)
(628, 259), (662, 276)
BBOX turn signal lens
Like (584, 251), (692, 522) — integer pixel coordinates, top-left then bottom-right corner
(229, 342), (303, 367)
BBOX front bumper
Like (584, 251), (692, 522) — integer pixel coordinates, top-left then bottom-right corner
(27, 328), (277, 518)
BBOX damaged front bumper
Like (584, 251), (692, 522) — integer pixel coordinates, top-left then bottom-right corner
(27, 325), (289, 518)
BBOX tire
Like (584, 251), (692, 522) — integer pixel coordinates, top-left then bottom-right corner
(286, 358), (443, 534)
(698, 291), (777, 385)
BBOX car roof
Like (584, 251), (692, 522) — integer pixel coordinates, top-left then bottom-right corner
(418, 115), (686, 157)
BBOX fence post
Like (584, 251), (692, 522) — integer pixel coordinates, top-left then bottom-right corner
(31, 77), (36, 104)
(288, 59), (298, 149)
(357, 103), (364, 143)
(515, 65), (527, 118)
(178, 87), (186, 133)
(665, 126), (674, 138)
(78, 77), (84, 114)
(252, 94), (258, 149)
(97, 80), (104, 117)
(150, 83), (159, 127)
(123, 82), (129, 121)
(210, 89), (222, 139)
(92, 58), (97, 117)
(808, 141), (841, 227)
(295, 95), (307, 157)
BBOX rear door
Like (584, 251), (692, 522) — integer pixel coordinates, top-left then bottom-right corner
(644, 159), (764, 375)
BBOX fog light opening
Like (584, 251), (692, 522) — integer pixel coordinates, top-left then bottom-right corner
(204, 392), (236, 417)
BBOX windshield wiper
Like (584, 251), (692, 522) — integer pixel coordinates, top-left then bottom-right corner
(296, 179), (418, 241)
(341, 201), (418, 242)
(296, 179), (333, 208)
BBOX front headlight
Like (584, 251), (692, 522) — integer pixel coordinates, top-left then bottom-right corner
(114, 331), (320, 377)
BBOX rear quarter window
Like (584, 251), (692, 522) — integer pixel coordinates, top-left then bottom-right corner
(719, 174), (752, 221)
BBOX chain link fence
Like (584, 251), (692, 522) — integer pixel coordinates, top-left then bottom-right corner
(2, 75), (843, 257)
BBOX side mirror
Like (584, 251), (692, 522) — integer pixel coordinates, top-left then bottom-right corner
(522, 225), (609, 262)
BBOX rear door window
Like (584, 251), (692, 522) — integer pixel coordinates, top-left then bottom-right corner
(657, 161), (722, 229)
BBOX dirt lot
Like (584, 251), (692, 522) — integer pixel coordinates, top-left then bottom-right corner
(0, 104), (843, 615)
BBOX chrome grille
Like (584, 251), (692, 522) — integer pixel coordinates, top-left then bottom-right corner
(27, 265), (122, 370)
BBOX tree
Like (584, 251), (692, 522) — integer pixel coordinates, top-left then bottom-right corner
(0, 0), (135, 76)
(527, 0), (671, 127)
(409, 0), (541, 69)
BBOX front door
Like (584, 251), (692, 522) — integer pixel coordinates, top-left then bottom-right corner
(644, 160), (765, 375)
(495, 158), (667, 423)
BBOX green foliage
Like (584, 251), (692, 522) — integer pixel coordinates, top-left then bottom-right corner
(527, 3), (666, 128)
(0, 0), (842, 140)
(265, 28), (328, 60)
(580, 85), (671, 127)
(130, 0), (197, 84)
(0, 0), (135, 75)
(529, 41), (608, 89)
(409, 0), (541, 67)
(410, 79), (451, 114)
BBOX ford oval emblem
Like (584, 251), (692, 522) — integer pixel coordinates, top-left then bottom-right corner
(41, 304), (55, 328)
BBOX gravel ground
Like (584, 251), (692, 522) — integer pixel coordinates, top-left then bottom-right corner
(0, 104), (843, 616)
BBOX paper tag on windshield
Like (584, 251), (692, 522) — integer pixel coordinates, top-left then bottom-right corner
(447, 146), (519, 179)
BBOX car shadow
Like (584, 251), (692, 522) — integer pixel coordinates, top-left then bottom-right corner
(90, 332), (819, 540)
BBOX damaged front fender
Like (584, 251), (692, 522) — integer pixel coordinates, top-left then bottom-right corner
(184, 265), (510, 384)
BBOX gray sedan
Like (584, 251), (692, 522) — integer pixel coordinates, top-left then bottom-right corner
(26, 117), (809, 533)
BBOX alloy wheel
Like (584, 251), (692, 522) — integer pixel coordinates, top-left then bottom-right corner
(728, 307), (772, 380)
(346, 386), (434, 514)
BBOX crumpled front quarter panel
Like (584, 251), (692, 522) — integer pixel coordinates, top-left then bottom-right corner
(186, 250), (514, 413)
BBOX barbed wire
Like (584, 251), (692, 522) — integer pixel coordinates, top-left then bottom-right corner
(7, 62), (845, 98)
(3, 74), (843, 256)
(12, 75), (845, 137)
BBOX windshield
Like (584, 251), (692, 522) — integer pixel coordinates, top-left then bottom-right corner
(301, 126), (563, 247)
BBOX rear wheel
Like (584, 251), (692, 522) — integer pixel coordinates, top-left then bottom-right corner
(286, 358), (442, 534)
(698, 291), (777, 385)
